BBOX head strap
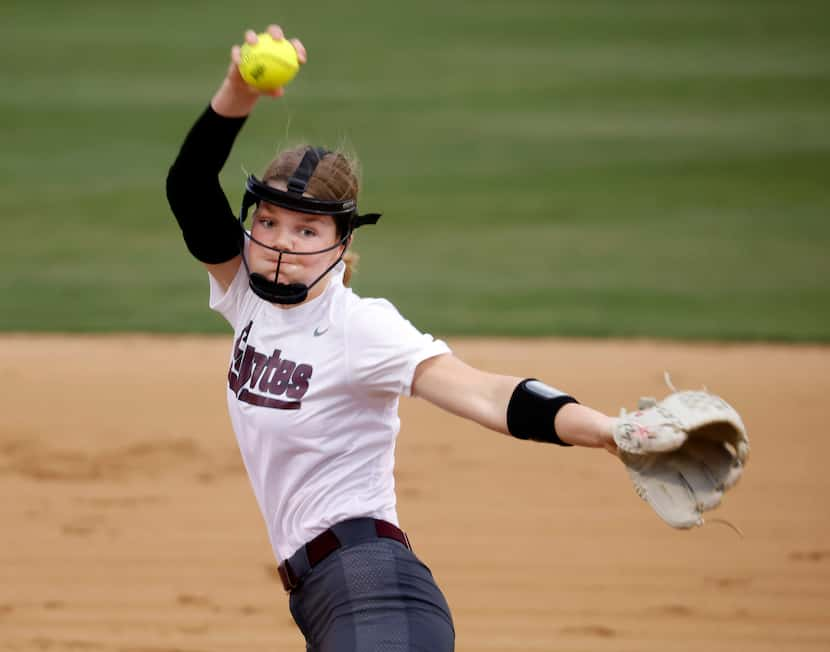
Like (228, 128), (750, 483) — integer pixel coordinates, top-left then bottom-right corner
(353, 213), (381, 228)
(286, 147), (329, 195)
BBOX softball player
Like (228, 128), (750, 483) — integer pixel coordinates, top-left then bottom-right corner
(166, 25), (621, 651)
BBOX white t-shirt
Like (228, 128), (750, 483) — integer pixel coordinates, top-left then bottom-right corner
(208, 261), (450, 561)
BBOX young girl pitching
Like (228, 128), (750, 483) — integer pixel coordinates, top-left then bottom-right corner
(167, 24), (622, 652)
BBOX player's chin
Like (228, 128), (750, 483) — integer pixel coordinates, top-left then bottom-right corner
(250, 257), (289, 274)
(252, 266), (304, 286)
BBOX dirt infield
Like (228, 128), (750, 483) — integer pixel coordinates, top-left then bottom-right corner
(1, 335), (828, 651)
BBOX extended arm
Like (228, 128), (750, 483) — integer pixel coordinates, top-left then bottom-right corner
(411, 353), (617, 452)
(412, 354), (751, 530)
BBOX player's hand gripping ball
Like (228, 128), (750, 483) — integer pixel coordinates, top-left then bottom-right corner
(238, 33), (300, 91)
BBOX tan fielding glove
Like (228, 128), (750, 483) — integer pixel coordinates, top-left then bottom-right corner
(613, 390), (749, 529)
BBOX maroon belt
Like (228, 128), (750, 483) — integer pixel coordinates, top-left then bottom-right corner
(278, 518), (412, 592)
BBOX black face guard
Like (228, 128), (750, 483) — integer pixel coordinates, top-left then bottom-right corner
(237, 147), (381, 304)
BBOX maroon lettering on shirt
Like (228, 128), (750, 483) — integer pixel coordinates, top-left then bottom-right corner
(227, 321), (314, 409)
(250, 350), (270, 390)
(228, 345), (255, 395)
(286, 364), (313, 399)
(259, 349), (283, 392)
(266, 359), (297, 396)
(238, 389), (302, 410)
(232, 321), (253, 372)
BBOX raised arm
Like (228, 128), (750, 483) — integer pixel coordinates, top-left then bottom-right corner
(165, 25), (307, 290)
(411, 353), (617, 452)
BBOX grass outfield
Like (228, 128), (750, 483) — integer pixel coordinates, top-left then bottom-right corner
(1, 1), (828, 339)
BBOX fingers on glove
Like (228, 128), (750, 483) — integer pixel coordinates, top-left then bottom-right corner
(625, 461), (703, 529)
(668, 450), (723, 511)
(683, 437), (745, 491)
(614, 411), (687, 455)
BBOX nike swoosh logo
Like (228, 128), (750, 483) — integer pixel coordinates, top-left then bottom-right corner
(313, 326), (329, 337)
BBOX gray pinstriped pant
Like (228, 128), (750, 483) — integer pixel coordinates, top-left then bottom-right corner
(287, 538), (455, 651)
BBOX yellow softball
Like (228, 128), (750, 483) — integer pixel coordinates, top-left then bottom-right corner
(238, 33), (300, 91)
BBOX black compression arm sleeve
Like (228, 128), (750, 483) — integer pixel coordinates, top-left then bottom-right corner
(165, 105), (248, 264)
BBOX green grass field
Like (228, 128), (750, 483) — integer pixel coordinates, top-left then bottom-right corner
(1, 0), (828, 339)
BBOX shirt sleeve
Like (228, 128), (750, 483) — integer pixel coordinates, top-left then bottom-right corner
(345, 298), (451, 396)
(209, 261), (250, 328)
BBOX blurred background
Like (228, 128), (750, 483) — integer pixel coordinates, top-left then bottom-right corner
(1, 0), (828, 340)
(2, 5), (830, 651)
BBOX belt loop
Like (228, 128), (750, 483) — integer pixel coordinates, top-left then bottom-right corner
(305, 529), (340, 567)
(278, 562), (299, 592)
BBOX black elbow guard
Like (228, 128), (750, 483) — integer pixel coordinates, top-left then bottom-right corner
(506, 379), (578, 446)
(165, 165), (243, 264)
(165, 105), (248, 264)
